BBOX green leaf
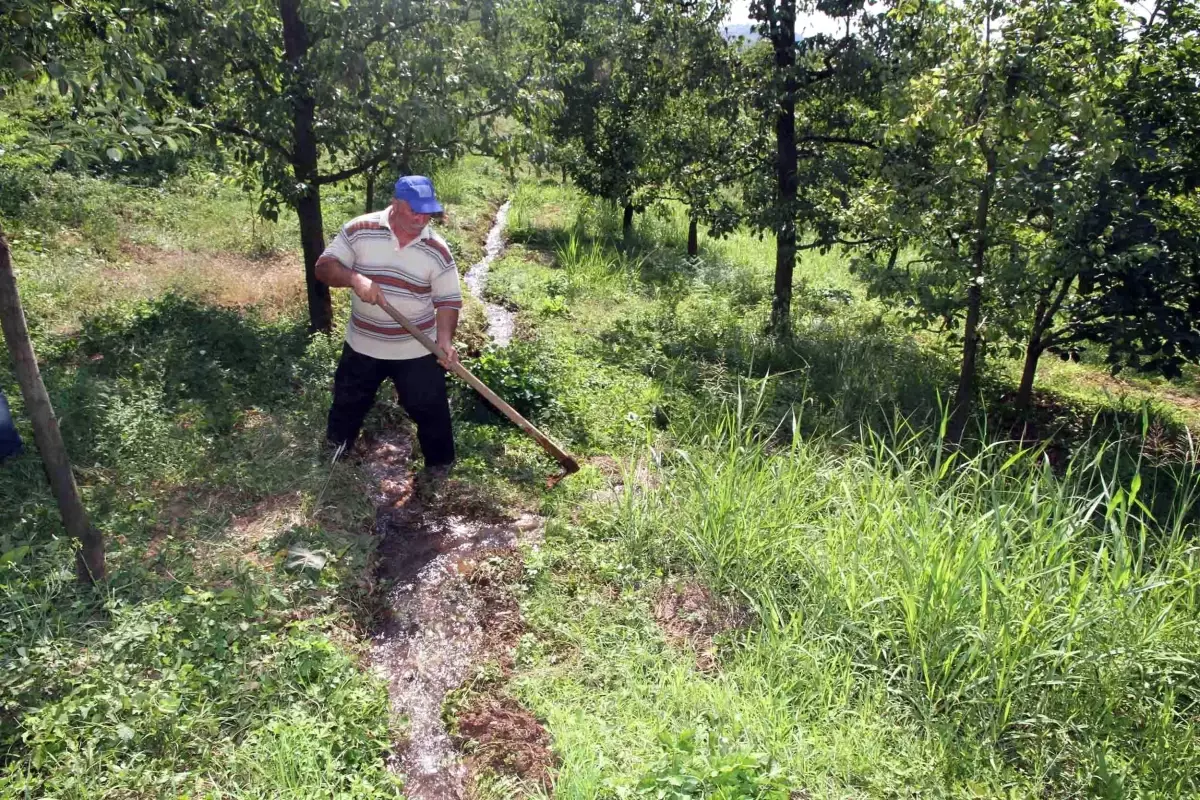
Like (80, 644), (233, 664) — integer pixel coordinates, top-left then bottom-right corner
(0, 546), (30, 564)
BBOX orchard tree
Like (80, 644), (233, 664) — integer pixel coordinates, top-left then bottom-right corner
(157, 0), (499, 332)
(1043, 0), (1200, 401)
(644, 0), (748, 256)
(544, 0), (743, 249)
(746, 0), (896, 336)
(545, 0), (656, 244)
(853, 0), (1200, 439)
(1, 2), (186, 165)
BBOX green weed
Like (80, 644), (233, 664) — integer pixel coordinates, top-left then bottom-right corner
(497, 176), (1200, 798)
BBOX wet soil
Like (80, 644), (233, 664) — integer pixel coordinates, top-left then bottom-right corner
(363, 202), (552, 798)
(454, 694), (555, 788)
(363, 428), (545, 799)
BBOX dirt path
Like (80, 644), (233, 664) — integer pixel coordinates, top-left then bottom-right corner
(366, 202), (543, 799)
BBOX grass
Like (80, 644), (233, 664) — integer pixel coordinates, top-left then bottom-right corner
(0, 150), (513, 797)
(479, 177), (1200, 798)
(3, 144), (1199, 798)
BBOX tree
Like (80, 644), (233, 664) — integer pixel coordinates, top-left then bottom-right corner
(1029, 0), (1200, 404)
(745, 0), (893, 336)
(853, 0), (1200, 439)
(1, 1), (184, 164)
(157, 0), (497, 332)
(644, 1), (748, 256)
(544, 0), (654, 244)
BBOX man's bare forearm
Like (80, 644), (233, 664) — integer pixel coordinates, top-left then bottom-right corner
(317, 257), (381, 304)
(315, 256), (355, 288)
(436, 308), (459, 346)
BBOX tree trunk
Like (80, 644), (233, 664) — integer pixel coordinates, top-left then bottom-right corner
(0, 230), (105, 583)
(1016, 276), (1074, 413)
(1015, 336), (1042, 412)
(296, 191), (330, 332)
(947, 144), (998, 444)
(561, 164), (567, 184)
(687, 215), (699, 257)
(767, 0), (798, 337)
(1014, 292), (1051, 413)
(623, 203), (635, 246)
(481, 0), (497, 39)
(365, 167), (376, 215)
(280, 0), (332, 333)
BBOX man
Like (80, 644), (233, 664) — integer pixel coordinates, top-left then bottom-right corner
(316, 175), (462, 479)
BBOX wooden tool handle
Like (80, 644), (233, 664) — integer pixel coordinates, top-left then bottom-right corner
(376, 298), (580, 474)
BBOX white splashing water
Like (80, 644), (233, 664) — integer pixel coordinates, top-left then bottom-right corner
(463, 200), (514, 346)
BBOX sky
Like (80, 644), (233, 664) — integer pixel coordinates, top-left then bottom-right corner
(723, 0), (850, 37)
(724, 0), (1163, 37)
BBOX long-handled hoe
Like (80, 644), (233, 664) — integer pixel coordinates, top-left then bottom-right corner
(376, 297), (580, 484)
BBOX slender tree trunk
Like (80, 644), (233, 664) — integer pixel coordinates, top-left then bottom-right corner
(1015, 336), (1043, 412)
(687, 215), (699, 257)
(948, 144), (997, 443)
(481, 0), (497, 39)
(365, 167), (376, 215)
(561, 164), (567, 184)
(768, 0), (798, 337)
(280, 0), (332, 333)
(1014, 294), (1050, 412)
(0, 230), (105, 583)
(623, 203), (635, 246)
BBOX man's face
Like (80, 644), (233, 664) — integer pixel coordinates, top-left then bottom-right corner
(391, 199), (431, 234)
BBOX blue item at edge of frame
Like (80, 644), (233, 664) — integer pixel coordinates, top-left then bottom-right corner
(0, 389), (24, 462)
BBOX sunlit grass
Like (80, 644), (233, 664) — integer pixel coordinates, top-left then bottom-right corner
(500, 175), (1200, 798)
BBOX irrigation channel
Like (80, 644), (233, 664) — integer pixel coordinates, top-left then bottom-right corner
(366, 200), (543, 798)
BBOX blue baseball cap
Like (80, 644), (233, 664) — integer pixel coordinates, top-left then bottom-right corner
(393, 175), (443, 214)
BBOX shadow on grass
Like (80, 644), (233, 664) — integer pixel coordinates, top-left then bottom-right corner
(509, 216), (1200, 533)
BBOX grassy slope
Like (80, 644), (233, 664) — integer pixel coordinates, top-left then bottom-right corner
(2, 152), (1198, 799)
(476, 178), (1200, 799)
(0, 156), (509, 799)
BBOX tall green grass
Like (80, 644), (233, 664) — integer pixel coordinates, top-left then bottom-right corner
(482, 173), (1200, 798)
(611, 394), (1200, 796)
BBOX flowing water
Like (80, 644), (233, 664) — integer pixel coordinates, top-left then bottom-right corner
(366, 200), (537, 799)
(463, 200), (514, 346)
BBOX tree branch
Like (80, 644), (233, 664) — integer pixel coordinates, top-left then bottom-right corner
(216, 121), (292, 161)
(314, 150), (392, 185)
(797, 135), (877, 150)
(797, 235), (888, 251)
(801, 34), (853, 83)
(232, 59), (275, 97)
(1034, 273), (1076, 347)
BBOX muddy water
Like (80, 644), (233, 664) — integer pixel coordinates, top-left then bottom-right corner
(463, 200), (514, 346)
(371, 507), (541, 798)
(364, 200), (540, 799)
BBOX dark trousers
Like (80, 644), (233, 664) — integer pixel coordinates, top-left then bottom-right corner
(326, 344), (455, 467)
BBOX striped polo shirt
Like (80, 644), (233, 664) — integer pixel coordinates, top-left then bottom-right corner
(320, 208), (463, 360)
